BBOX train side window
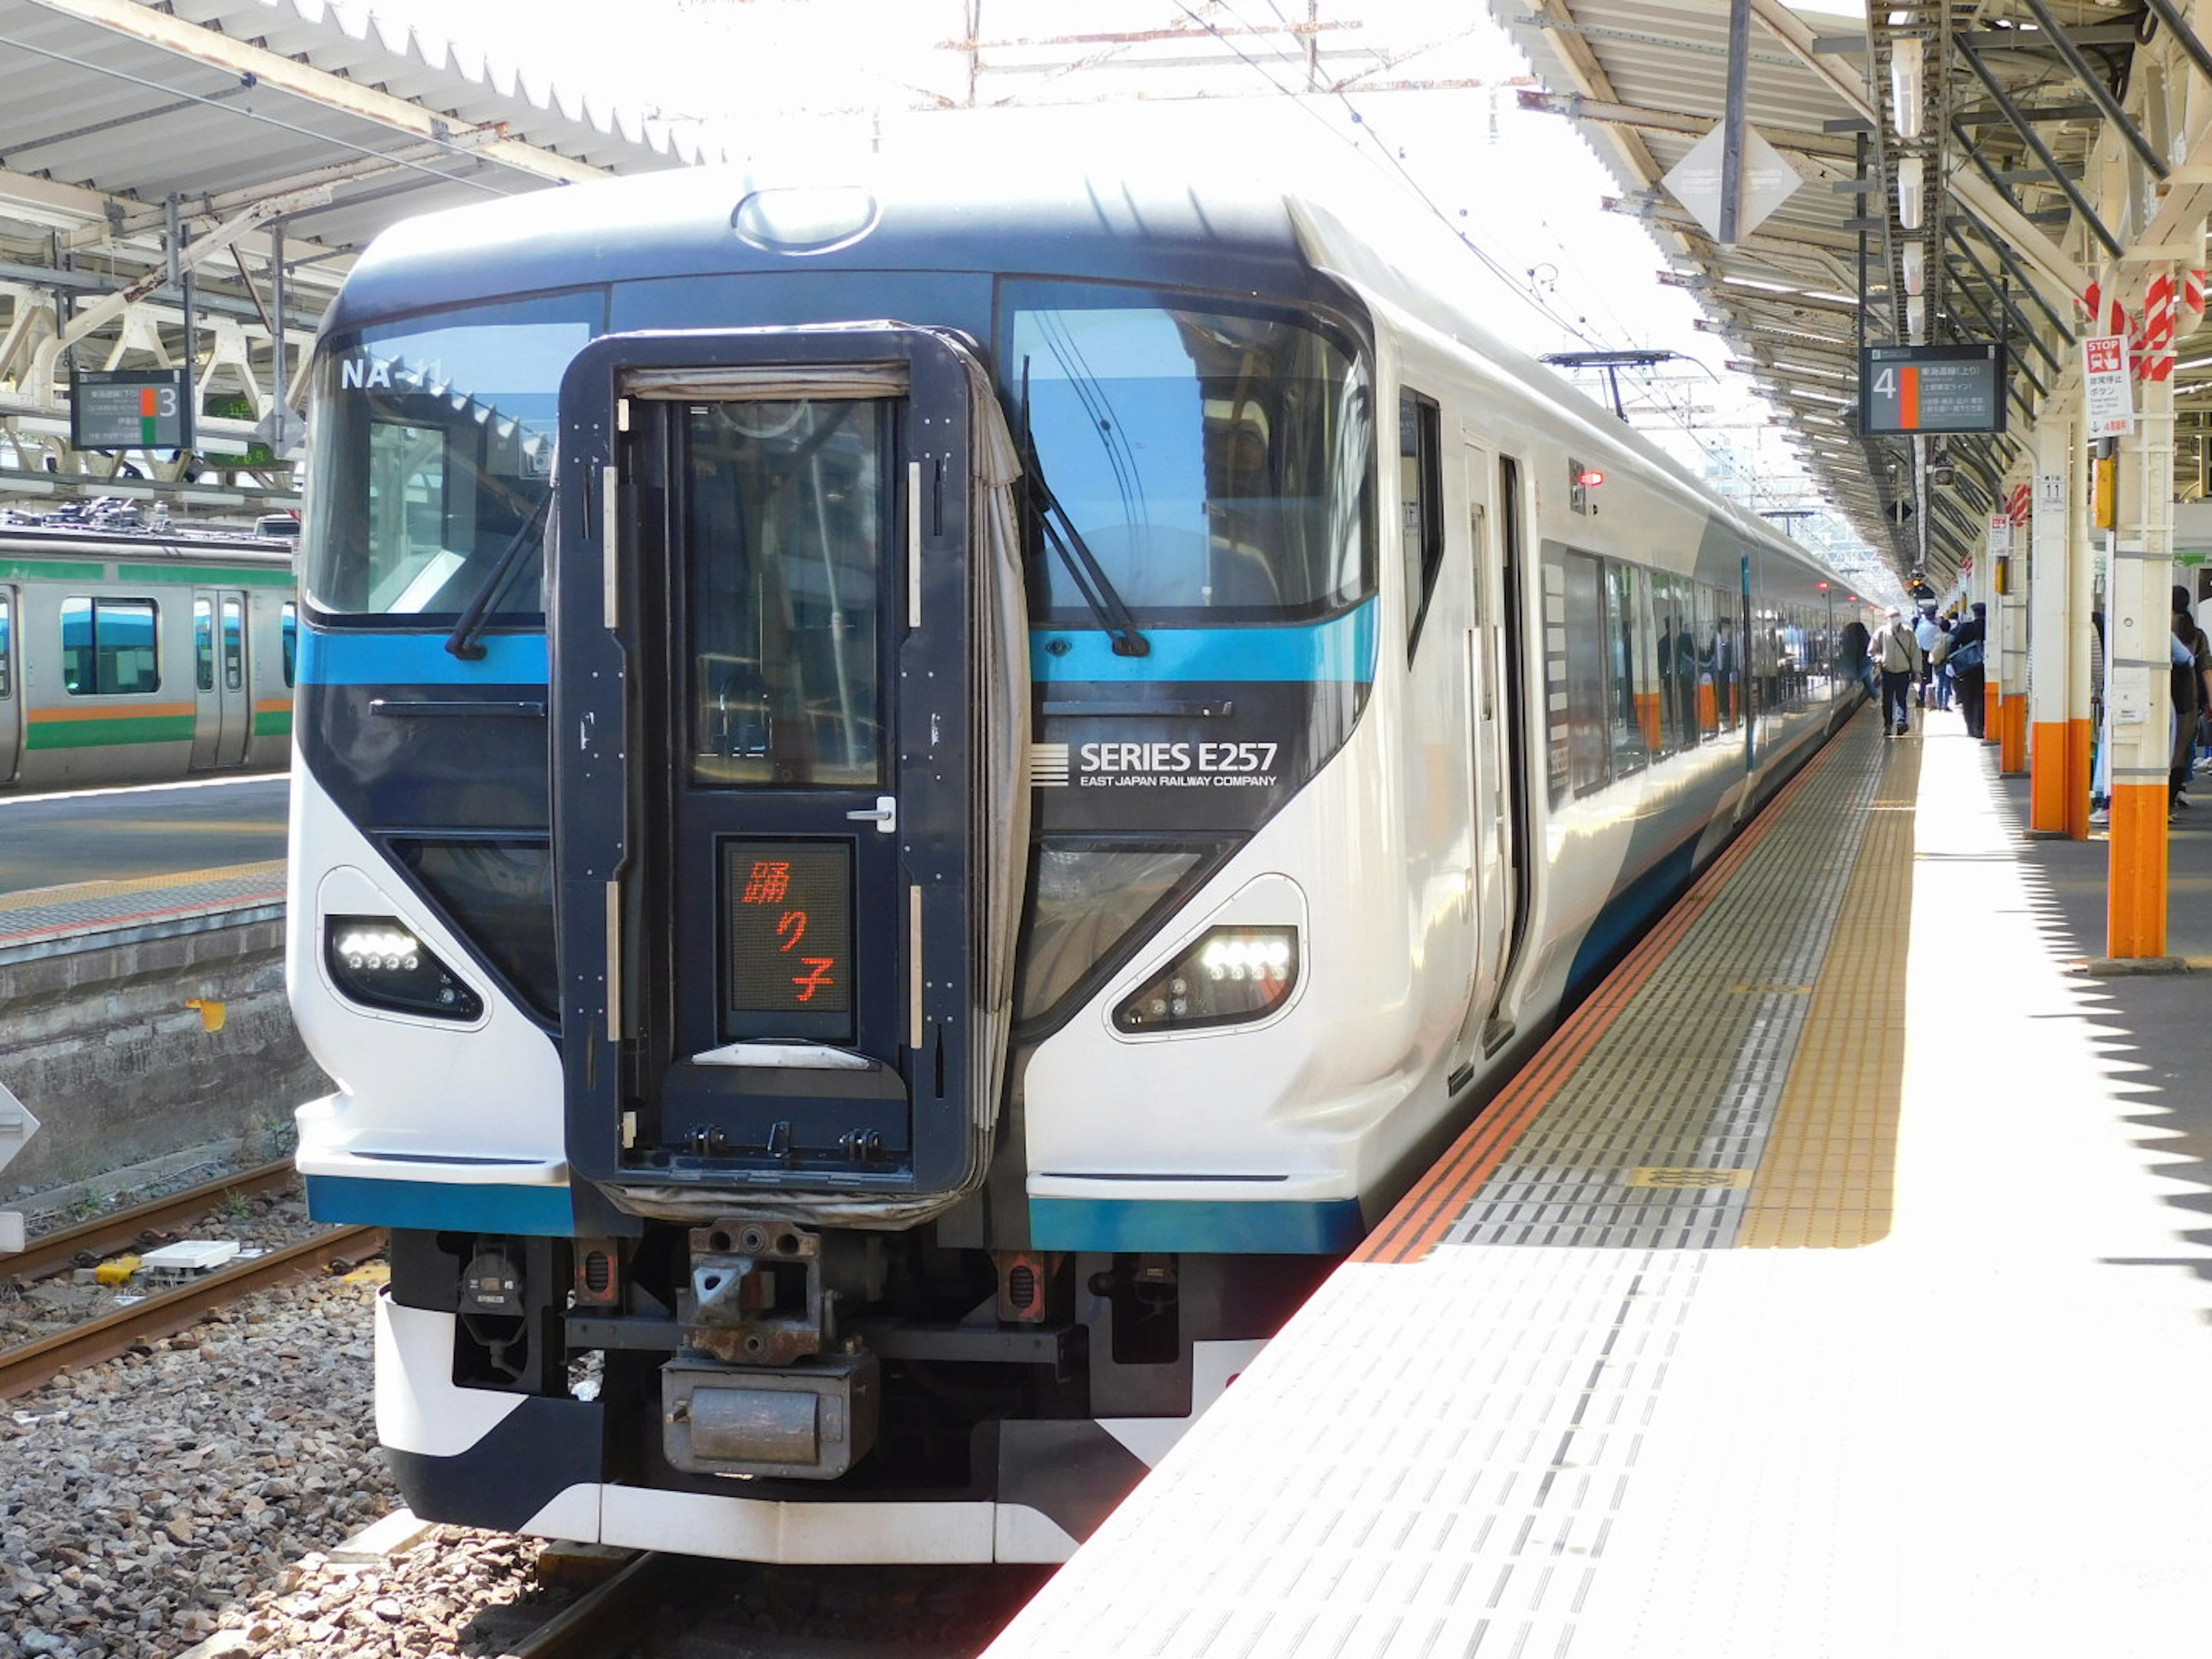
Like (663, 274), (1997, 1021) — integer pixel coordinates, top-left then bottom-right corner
(281, 603), (298, 688)
(194, 599), (215, 692)
(1399, 389), (1444, 654)
(222, 597), (245, 691)
(1654, 574), (1694, 751)
(60, 597), (160, 696)
(1605, 562), (1651, 775)
(0, 594), (11, 700)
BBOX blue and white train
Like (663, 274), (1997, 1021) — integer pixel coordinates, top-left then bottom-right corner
(288, 156), (1862, 1563)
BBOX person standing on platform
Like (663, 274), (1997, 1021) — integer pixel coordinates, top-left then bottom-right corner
(1878, 608), (1923, 736)
(1949, 601), (1989, 738)
(2169, 588), (2209, 813)
(1913, 607), (1941, 709)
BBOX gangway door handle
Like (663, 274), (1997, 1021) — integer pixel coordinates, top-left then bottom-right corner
(847, 796), (897, 834)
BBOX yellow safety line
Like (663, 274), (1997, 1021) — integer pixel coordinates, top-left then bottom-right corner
(0, 860), (285, 915)
(1737, 737), (1920, 1248)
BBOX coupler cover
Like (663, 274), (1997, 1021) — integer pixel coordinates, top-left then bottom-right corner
(662, 1351), (880, 1480)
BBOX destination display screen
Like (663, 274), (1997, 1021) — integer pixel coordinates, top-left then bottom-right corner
(721, 840), (854, 1040)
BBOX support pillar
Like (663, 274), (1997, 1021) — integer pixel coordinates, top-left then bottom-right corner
(2029, 414), (2077, 831)
(2107, 359), (2174, 958)
(1998, 473), (2031, 772)
(2068, 402), (2096, 840)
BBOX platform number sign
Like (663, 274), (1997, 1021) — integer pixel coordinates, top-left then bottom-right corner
(70, 368), (194, 452)
(1859, 344), (2007, 435)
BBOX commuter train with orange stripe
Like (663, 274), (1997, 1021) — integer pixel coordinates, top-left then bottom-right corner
(286, 156), (1866, 1565)
(0, 528), (297, 793)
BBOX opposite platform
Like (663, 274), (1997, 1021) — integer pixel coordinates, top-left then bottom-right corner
(987, 708), (2212, 1658)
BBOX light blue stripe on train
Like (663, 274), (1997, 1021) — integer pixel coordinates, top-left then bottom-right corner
(297, 598), (1377, 690)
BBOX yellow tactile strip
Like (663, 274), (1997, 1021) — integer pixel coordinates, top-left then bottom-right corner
(0, 861), (285, 914)
(1736, 738), (1918, 1247)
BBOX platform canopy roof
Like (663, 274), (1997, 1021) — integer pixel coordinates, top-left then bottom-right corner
(0, 0), (719, 326)
(1495, 0), (2212, 590)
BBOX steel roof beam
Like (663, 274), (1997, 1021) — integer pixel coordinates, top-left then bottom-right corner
(1744, 0), (2088, 299)
(26, 0), (606, 187)
(2012, 0), (2166, 179)
(1942, 226), (2062, 373)
(1514, 89), (1858, 161)
(1955, 37), (2123, 258)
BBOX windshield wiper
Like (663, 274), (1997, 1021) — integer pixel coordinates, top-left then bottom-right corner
(444, 491), (553, 661)
(1018, 363), (1147, 658)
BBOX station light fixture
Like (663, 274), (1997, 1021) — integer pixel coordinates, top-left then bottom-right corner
(1891, 37), (1925, 141)
(1114, 925), (1300, 1033)
(1896, 157), (1926, 230)
(325, 915), (483, 1021)
(1900, 240), (1926, 297)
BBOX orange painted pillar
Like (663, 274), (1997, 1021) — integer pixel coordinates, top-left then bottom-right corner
(2030, 720), (2070, 830)
(1999, 692), (2028, 771)
(2108, 783), (2170, 957)
(1983, 679), (2001, 744)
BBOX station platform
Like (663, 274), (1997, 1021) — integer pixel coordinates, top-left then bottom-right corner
(988, 705), (2212, 1657)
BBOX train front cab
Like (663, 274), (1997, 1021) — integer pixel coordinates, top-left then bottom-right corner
(365, 321), (1156, 1560)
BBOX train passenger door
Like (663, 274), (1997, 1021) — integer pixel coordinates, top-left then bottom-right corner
(1453, 435), (1518, 1060)
(0, 586), (18, 786)
(553, 327), (1027, 1208)
(190, 588), (251, 768)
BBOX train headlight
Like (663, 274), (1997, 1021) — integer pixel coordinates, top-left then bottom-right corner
(1113, 925), (1299, 1033)
(325, 915), (484, 1021)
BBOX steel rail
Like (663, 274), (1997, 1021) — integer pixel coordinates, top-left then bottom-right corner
(2, 1158), (298, 1282)
(0, 1224), (384, 1400)
(509, 1552), (679, 1659)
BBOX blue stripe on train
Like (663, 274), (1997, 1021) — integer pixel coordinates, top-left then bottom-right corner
(1029, 1196), (1365, 1254)
(305, 1173), (574, 1236)
(1032, 599), (1377, 685)
(300, 601), (1376, 690)
(298, 630), (551, 687)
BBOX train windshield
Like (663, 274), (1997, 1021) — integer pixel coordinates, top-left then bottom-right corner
(1006, 285), (1372, 624)
(301, 289), (603, 621)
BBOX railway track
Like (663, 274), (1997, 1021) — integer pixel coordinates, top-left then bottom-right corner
(0, 1221), (384, 1400)
(3, 1157), (298, 1281)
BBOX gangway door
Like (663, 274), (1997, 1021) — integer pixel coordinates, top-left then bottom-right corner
(552, 327), (1028, 1219)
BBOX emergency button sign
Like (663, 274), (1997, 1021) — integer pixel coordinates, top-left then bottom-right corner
(2084, 335), (2134, 437)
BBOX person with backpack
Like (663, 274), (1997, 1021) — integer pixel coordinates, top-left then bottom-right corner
(1878, 608), (1924, 736)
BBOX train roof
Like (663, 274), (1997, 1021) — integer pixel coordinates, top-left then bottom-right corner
(0, 524), (295, 571)
(325, 157), (1344, 337)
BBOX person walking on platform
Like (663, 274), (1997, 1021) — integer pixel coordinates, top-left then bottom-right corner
(1949, 601), (1989, 738)
(1877, 608), (1923, 736)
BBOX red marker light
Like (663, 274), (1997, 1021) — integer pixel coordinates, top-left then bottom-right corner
(1577, 468), (1606, 488)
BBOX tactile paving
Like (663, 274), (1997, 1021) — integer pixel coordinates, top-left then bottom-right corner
(1444, 725), (1891, 1251)
(0, 860), (285, 946)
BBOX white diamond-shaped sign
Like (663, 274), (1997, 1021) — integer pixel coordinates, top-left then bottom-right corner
(0, 1078), (39, 1177)
(1662, 123), (1805, 244)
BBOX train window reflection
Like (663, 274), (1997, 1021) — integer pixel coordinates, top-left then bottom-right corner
(193, 599), (215, 691)
(1007, 286), (1372, 624)
(60, 596), (160, 696)
(302, 289), (601, 620)
(222, 597), (245, 691)
(684, 397), (886, 789)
